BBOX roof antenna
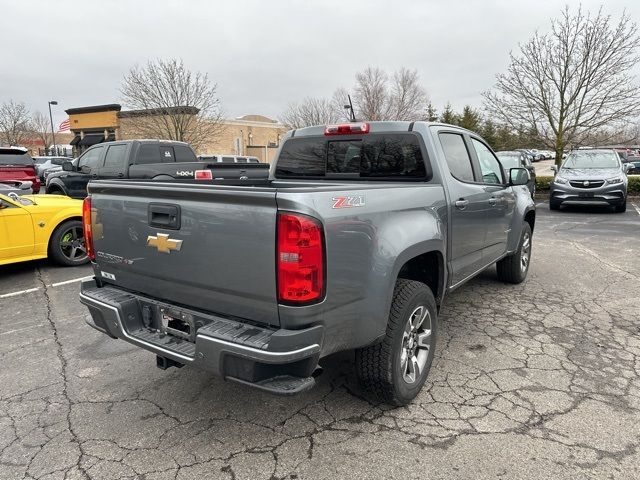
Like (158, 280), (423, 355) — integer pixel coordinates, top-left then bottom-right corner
(344, 95), (357, 122)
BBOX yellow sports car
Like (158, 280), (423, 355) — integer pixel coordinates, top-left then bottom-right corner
(0, 193), (89, 267)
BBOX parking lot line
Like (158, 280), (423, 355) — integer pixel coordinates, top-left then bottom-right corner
(632, 203), (640, 216)
(50, 275), (93, 287)
(0, 275), (93, 299)
(0, 287), (40, 299)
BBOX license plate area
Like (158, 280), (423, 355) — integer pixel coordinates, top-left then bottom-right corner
(160, 307), (195, 342)
(578, 192), (594, 198)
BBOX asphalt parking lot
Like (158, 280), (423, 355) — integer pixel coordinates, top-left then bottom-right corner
(1, 201), (639, 480)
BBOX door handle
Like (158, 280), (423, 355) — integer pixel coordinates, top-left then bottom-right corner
(455, 199), (469, 210)
(488, 197), (497, 206)
(117, 173), (124, 178)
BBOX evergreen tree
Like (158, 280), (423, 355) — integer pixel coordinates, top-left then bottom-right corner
(425, 102), (438, 121)
(457, 105), (482, 132)
(439, 103), (457, 125)
(481, 119), (498, 149)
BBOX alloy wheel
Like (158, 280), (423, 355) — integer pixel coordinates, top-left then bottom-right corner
(400, 306), (432, 384)
(59, 226), (88, 262)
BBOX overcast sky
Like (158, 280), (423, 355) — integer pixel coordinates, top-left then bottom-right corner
(1, 0), (638, 125)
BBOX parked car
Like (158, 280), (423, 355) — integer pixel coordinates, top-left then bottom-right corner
(550, 149), (630, 212)
(0, 180), (33, 196)
(515, 149), (537, 163)
(0, 192), (88, 266)
(0, 147), (40, 193)
(496, 150), (536, 198)
(33, 156), (69, 181)
(46, 140), (270, 199)
(626, 158), (640, 174)
(198, 155), (261, 164)
(79, 121), (535, 406)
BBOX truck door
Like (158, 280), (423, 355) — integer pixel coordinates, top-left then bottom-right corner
(99, 143), (128, 179)
(438, 132), (489, 285)
(72, 146), (105, 198)
(469, 138), (515, 263)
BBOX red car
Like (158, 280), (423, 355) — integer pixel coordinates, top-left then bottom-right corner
(0, 147), (41, 193)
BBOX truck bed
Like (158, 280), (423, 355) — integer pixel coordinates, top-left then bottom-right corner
(87, 178), (447, 334)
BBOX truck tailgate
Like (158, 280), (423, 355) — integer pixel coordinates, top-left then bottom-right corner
(89, 181), (279, 326)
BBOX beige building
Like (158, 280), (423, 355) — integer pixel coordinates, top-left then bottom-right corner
(64, 104), (287, 163)
(204, 115), (287, 164)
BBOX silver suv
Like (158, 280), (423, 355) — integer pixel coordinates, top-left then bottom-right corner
(550, 149), (631, 212)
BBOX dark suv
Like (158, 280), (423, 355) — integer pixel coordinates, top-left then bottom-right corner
(46, 140), (197, 198)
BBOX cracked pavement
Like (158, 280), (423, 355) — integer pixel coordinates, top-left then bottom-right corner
(1, 202), (639, 479)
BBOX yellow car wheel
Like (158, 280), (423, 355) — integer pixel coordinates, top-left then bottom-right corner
(48, 220), (89, 266)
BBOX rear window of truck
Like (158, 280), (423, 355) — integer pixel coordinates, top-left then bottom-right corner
(275, 134), (428, 180)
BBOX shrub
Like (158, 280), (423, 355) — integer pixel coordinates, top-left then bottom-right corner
(535, 176), (554, 192)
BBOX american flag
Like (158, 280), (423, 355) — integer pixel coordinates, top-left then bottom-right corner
(58, 119), (71, 132)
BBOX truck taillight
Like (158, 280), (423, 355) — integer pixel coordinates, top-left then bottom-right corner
(277, 212), (325, 304)
(82, 197), (95, 261)
(195, 169), (213, 180)
(324, 122), (370, 136)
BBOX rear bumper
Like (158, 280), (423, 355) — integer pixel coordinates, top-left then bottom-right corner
(80, 280), (322, 394)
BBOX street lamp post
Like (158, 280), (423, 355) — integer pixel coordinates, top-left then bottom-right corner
(48, 100), (58, 156)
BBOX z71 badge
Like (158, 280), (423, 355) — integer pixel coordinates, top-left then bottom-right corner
(332, 195), (365, 209)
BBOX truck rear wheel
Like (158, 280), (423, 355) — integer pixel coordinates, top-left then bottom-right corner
(496, 222), (532, 284)
(355, 279), (437, 406)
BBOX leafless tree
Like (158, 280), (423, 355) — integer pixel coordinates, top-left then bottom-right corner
(354, 67), (390, 121)
(353, 67), (428, 121)
(279, 97), (341, 129)
(30, 111), (53, 152)
(120, 58), (223, 151)
(0, 100), (31, 147)
(483, 6), (640, 165)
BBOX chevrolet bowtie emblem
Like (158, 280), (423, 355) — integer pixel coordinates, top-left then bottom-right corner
(146, 233), (183, 253)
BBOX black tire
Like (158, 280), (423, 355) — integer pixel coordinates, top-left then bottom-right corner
(615, 201), (626, 213)
(355, 279), (437, 406)
(47, 186), (65, 196)
(549, 200), (560, 211)
(48, 220), (89, 266)
(496, 223), (532, 284)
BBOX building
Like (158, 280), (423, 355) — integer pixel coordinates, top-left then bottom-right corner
(64, 104), (287, 162)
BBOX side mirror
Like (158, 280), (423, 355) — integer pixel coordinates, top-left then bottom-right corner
(623, 163), (631, 174)
(509, 167), (530, 186)
(62, 161), (74, 172)
(550, 165), (557, 174)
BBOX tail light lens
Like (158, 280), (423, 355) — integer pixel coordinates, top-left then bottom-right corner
(277, 212), (325, 304)
(82, 197), (95, 261)
(195, 169), (213, 180)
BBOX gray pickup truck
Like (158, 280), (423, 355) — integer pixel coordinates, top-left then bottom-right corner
(79, 121), (535, 405)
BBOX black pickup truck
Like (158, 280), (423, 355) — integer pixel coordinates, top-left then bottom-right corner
(46, 139), (269, 198)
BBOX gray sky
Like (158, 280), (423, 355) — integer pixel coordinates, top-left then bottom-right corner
(1, 0), (638, 125)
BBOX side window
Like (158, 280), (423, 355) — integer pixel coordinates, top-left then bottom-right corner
(135, 145), (161, 165)
(439, 133), (475, 182)
(77, 147), (104, 173)
(174, 145), (197, 162)
(103, 144), (127, 167)
(159, 146), (175, 162)
(222, 156), (235, 163)
(471, 139), (504, 185)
